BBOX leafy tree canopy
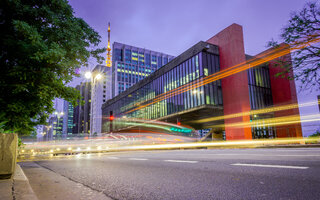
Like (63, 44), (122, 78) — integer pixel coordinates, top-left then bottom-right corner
(268, 1), (320, 90)
(0, 0), (105, 135)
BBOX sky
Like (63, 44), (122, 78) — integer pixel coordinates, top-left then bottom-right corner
(69, 0), (307, 63)
(65, 0), (319, 135)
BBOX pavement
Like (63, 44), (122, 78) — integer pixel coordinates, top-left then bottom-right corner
(12, 147), (320, 200)
(0, 164), (38, 200)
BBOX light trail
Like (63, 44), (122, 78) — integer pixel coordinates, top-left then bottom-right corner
(207, 114), (320, 129)
(191, 100), (319, 124)
(18, 136), (320, 161)
(124, 36), (320, 115)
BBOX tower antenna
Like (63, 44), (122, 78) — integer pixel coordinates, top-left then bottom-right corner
(106, 22), (112, 67)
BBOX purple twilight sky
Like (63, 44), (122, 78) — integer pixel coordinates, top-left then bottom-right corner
(69, 0), (307, 65)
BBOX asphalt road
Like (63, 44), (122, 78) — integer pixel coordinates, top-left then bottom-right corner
(20, 148), (320, 200)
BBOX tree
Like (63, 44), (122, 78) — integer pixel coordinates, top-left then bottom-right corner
(0, 0), (105, 134)
(268, 1), (320, 90)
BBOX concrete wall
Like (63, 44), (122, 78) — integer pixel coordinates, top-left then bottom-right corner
(207, 23), (252, 140)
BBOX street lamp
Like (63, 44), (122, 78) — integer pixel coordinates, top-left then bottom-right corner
(85, 71), (92, 79)
(96, 73), (102, 80)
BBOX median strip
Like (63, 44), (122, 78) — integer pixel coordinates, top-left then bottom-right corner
(231, 163), (309, 169)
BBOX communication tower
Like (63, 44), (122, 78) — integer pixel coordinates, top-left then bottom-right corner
(106, 22), (112, 67)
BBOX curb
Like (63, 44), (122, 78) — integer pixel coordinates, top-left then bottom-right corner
(13, 164), (38, 200)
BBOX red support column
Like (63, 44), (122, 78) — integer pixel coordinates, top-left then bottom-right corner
(207, 24), (252, 140)
(268, 53), (302, 137)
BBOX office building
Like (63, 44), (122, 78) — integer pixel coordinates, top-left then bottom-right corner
(89, 43), (173, 134)
(102, 24), (302, 140)
(90, 65), (112, 134)
(73, 82), (91, 134)
(111, 42), (174, 97)
(63, 100), (75, 135)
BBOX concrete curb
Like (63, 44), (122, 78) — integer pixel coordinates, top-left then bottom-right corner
(13, 164), (38, 200)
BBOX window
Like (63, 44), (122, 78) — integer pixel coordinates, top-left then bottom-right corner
(132, 50), (138, 65)
(163, 57), (168, 65)
(248, 65), (273, 110)
(145, 53), (150, 66)
(114, 48), (123, 61)
(158, 56), (162, 68)
(125, 49), (131, 63)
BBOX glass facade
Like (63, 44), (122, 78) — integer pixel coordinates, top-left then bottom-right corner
(112, 42), (174, 97)
(104, 48), (222, 132)
(248, 65), (275, 139)
(104, 41), (282, 139)
(67, 103), (74, 135)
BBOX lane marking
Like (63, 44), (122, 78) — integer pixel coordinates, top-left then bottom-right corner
(274, 149), (320, 152)
(107, 157), (119, 159)
(129, 158), (148, 161)
(193, 153), (320, 157)
(231, 163), (309, 169)
(164, 160), (198, 163)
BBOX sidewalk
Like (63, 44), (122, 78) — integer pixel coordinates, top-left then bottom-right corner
(19, 162), (111, 200)
(1, 162), (111, 200)
(0, 164), (38, 200)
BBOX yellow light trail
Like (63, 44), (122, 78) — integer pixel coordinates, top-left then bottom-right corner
(124, 36), (320, 115)
(18, 137), (320, 161)
(207, 114), (320, 129)
(191, 100), (319, 124)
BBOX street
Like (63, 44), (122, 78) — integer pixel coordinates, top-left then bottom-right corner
(20, 148), (320, 200)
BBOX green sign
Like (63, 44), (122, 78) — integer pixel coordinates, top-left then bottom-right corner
(170, 127), (192, 133)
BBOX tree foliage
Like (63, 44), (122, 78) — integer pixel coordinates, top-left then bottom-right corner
(268, 1), (320, 90)
(0, 0), (105, 134)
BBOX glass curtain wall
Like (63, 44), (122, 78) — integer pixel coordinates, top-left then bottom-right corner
(248, 65), (275, 138)
(104, 51), (223, 132)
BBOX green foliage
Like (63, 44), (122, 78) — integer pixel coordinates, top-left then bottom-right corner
(309, 130), (320, 137)
(18, 137), (25, 148)
(268, 2), (320, 90)
(0, 0), (105, 135)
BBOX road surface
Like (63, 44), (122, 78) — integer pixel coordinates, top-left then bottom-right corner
(20, 148), (320, 200)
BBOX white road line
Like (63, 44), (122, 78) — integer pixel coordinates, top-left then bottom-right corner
(274, 149), (320, 151)
(231, 163), (309, 169)
(129, 158), (148, 161)
(107, 157), (119, 159)
(198, 153), (320, 157)
(164, 160), (198, 163)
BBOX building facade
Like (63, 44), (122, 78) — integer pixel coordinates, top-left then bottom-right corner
(111, 42), (174, 97)
(102, 24), (302, 140)
(63, 100), (75, 135)
(73, 82), (91, 134)
(90, 65), (112, 134)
